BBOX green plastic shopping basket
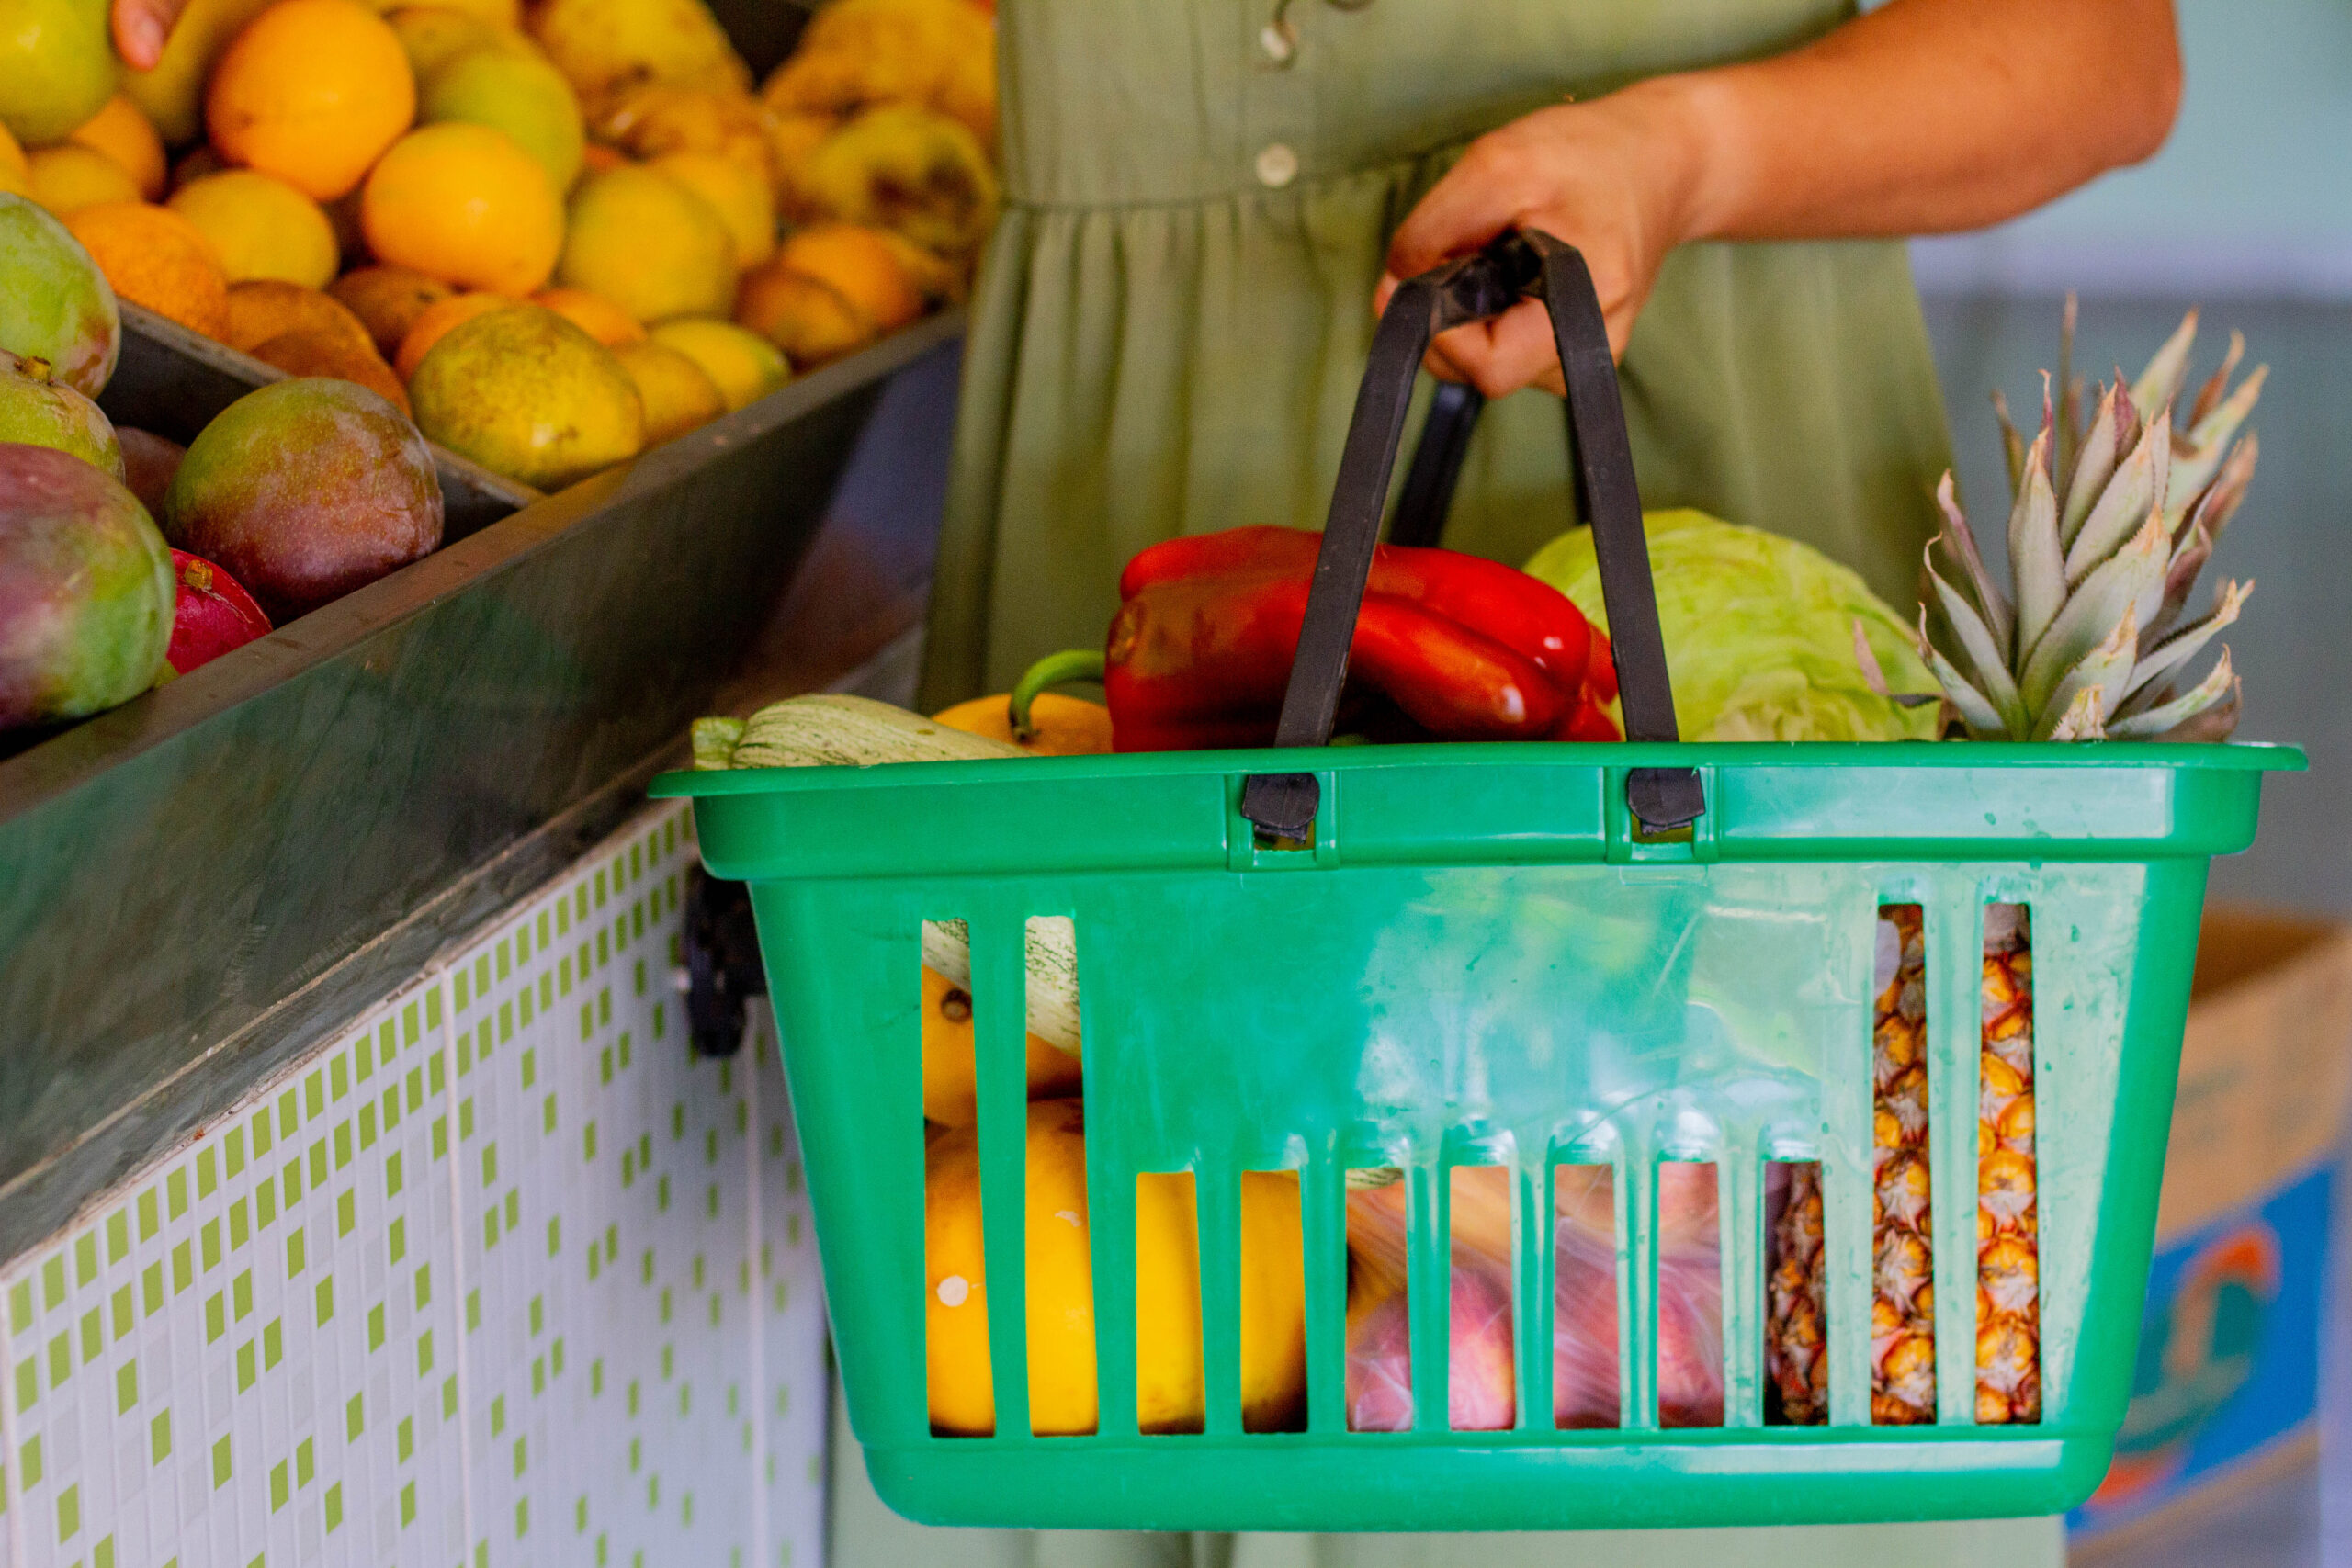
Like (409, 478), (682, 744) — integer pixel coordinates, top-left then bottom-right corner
(655, 234), (2301, 1531)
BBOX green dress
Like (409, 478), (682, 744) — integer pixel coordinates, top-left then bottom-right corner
(868, 0), (2060, 1562)
(915, 0), (1959, 710)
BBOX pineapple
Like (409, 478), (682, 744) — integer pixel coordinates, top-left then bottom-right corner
(1768, 907), (1936, 1425)
(1767, 905), (2044, 1426)
(1771, 307), (2255, 1427)
(1977, 905), (2041, 1424)
(1917, 300), (2263, 741)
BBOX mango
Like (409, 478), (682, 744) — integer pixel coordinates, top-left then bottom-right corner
(0, 0), (119, 146)
(329, 264), (456, 358)
(0, 351), (124, 479)
(0, 442), (174, 730)
(0, 193), (119, 397)
(117, 427), (182, 512)
(164, 378), (444, 622)
(408, 304), (642, 490)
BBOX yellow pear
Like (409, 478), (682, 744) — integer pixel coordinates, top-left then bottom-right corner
(409, 303), (644, 490)
(556, 164), (735, 322)
(612, 338), (722, 444)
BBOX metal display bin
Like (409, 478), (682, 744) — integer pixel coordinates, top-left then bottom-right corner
(1, 280), (962, 1259)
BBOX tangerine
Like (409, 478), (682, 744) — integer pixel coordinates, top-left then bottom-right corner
(62, 202), (231, 340)
(529, 286), (643, 345)
(207, 0), (417, 201)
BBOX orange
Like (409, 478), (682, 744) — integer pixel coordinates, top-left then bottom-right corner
(530, 286), (642, 345)
(579, 142), (628, 176)
(62, 202), (231, 339)
(207, 0), (418, 201)
(776, 221), (922, 334)
(734, 260), (867, 367)
(25, 146), (142, 216)
(66, 97), (166, 200)
(220, 279), (378, 355)
(917, 965), (1083, 1128)
(648, 150), (772, 270)
(333, 265), (457, 356)
(167, 170), (340, 288)
(361, 123), (563, 296)
(248, 329), (411, 412)
(392, 290), (515, 379)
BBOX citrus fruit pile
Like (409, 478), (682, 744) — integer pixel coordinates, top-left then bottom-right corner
(0, 0), (997, 491)
(1, 190), (443, 735)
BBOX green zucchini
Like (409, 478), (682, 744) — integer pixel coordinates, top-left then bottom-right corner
(701, 693), (1079, 1053)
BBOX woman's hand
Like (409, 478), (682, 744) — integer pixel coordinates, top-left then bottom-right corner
(112, 0), (191, 72)
(1376, 87), (1706, 397)
(1379, 0), (2182, 399)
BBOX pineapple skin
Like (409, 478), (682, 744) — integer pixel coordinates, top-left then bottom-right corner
(1770, 907), (2043, 1427)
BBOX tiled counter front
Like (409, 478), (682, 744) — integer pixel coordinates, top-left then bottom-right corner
(0, 806), (828, 1568)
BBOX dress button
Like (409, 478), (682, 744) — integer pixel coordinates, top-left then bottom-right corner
(1255, 142), (1299, 188)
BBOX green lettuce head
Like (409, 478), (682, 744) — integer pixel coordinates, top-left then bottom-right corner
(1524, 509), (1939, 742)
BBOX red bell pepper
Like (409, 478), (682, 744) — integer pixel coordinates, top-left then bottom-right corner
(1103, 525), (1619, 752)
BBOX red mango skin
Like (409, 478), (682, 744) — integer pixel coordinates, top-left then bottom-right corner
(118, 428), (186, 514)
(162, 378), (444, 624)
(0, 442), (175, 729)
(165, 549), (272, 673)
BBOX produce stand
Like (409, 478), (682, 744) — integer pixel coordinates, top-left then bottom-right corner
(96, 303), (541, 536)
(0, 304), (963, 1258)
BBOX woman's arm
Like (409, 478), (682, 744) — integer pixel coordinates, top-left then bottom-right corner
(1383, 0), (2182, 394)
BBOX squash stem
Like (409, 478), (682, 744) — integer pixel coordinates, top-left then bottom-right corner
(1009, 649), (1105, 741)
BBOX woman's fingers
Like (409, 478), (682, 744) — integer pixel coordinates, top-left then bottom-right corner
(112, 0), (188, 70)
(1427, 302), (1566, 399)
(1385, 140), (1527, 282)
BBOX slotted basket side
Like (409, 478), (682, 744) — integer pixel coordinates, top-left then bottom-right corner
(722, 802), (2222, 1530)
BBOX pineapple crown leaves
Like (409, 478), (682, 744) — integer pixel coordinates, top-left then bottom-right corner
(1918, 299), (2261, 743)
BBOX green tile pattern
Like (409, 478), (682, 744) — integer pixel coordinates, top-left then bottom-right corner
(0, 804), (831, 1567)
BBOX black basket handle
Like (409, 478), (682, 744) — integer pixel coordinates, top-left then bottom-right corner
(1238, 231), (1702, 840)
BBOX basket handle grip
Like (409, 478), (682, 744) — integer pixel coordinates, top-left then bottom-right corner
(1238, 231), (1702, 841)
